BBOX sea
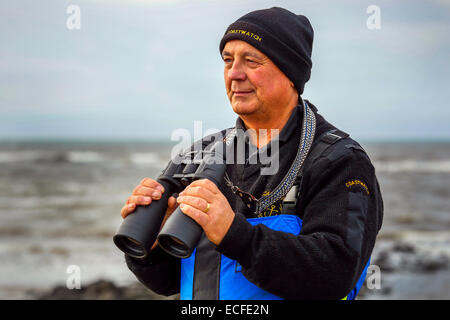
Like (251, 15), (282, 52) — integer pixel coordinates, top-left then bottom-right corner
(0, 139), (449, 299)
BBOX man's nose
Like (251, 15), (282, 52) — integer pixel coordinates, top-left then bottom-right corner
(227, 62), (246, 81)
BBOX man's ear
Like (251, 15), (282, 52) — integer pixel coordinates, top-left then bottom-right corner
(290, 82), (298, 95)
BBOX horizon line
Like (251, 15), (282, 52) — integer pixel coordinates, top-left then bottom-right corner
(1, 136), (450, 144)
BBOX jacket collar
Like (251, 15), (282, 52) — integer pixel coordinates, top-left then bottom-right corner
(234, 103), (304, 145)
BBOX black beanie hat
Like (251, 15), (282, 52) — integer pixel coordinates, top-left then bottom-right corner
(219, 7), (314, 95)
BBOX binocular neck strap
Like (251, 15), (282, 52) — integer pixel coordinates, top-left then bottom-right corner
(223, 100), (317, 215)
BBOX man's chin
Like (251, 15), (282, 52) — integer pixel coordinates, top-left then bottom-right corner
(231, 102), (258, 116)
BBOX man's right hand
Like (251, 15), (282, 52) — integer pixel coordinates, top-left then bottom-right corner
(120, 178), (179, 249)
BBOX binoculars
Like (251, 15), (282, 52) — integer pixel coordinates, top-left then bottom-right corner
(113, 140), (228, 260)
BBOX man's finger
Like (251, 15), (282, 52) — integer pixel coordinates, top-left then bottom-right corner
(121, 203), (135, 219)
(132, 185), (162, 199)
(140, 178), (164, 193)
(188, 179), (219, 194)
(127, 195), (152, 206)
(179, 203), (209, 227)
(177, 195), (209, 213)
(167, 196), (178, 211)
(179, 186), (215, 203)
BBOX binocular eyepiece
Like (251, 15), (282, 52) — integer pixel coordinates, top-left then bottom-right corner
(113, 141), (228, 259)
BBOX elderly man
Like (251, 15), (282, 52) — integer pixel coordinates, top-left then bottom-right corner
(120, 7), (383, 300)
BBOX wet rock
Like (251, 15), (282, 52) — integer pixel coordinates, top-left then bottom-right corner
(417, 254), (449, 272)
(372, 241), (449, 273)
(392, 242), (415, 253)
(357, 282), (392, 299)
(37, 280), (179, 300)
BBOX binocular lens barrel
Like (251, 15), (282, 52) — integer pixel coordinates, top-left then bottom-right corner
(113, 143), (228, 260)
(157, 161), (227, 258)
(113, 181), (174, 259)
(157, 206), (203, 258)
(113, 236), (146, 258)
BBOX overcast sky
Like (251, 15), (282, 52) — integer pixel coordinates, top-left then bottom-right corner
(1, 0), (449, 141)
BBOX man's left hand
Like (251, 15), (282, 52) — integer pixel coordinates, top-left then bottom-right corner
(176, 179), (235, 246)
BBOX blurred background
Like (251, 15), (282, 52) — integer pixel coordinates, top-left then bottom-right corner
(0, 0), (449, 299)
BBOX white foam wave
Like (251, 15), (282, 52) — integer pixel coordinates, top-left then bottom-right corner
(67, 151), (104, 163)
(0, 150), (163, 166)
(129, 152), (160, 165)
(0, 150), (105, 164)
(0, 151), (51, 163)
(374, 160), (450, 173)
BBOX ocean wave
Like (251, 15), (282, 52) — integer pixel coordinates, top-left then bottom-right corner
(67, 151), (104, 163)
(373, 160), (450, 173)
(129, 152), (160, 165)
(0, 150), (106, 164)
(0, 150), (161, 166)
(0, 151), (51, 163)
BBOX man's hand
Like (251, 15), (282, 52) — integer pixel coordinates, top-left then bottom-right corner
(176, 179), (235, 246)
(120, 177), (178, 250)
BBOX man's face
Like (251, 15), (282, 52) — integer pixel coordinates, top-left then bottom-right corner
(222, 40), (297, 119)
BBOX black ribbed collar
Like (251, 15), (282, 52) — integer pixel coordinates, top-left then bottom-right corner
(234, 102), (304, 145)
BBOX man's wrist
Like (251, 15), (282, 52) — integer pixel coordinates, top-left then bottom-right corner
(215, 212), (253, 263)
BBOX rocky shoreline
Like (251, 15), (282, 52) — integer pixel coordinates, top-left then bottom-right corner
(358, 239), (449, 299)
(30, 239), (449, 300)
(374, 240), (448, 273)
(34, 280), (179, 300)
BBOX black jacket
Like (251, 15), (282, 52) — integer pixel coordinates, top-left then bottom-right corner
(125, 101), (384, 299)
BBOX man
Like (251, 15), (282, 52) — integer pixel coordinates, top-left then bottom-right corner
(120, 7), (383, 300)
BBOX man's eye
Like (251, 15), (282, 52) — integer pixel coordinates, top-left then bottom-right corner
(223, 57), (232, 63)
(246, 59), (258, 65)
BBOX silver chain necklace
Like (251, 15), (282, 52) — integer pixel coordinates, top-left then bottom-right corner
(223, 100), (316, 215)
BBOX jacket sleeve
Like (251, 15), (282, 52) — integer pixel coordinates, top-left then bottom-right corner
(215, 147), (383, 299)
(122, 132), (230, 297)
(124, 245), (181, 296)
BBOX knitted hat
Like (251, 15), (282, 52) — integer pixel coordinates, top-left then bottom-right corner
(219, 7), (314, 95)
